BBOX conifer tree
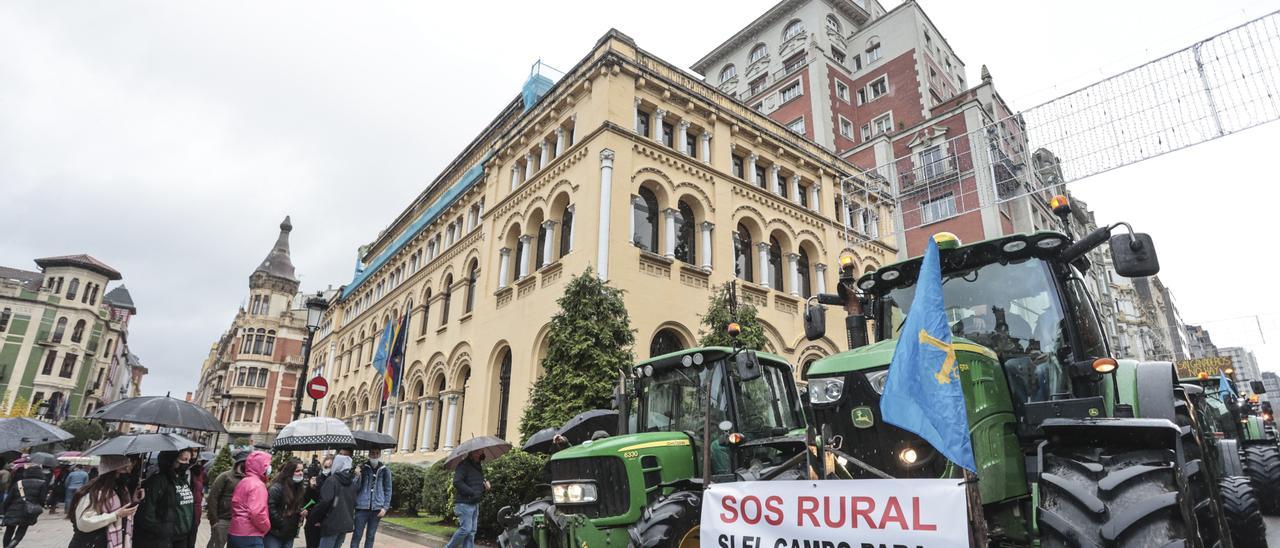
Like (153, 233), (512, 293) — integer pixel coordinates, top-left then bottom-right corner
(518, 269), (634, 443)
(208, 445), (233, 481)
(697, 283), (767, 350)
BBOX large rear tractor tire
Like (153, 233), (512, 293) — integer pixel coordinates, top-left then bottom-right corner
(1219, 476), (1267, 548)
(1039, 446), (1194, 547)
(1242, 444), (1280, 514)
(628, 490), (701, 548)
(498, 497), (555, 548)
(1176, 392), (1227, 547)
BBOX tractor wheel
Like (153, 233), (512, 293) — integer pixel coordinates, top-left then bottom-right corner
(1039, 446), (1193, 547)
(498, 497), (554, 548)
(1242, 444), (1280, 513)
(1176, 392), (1227, 547)
(628, 490), (701, 548)
(1219, 476), (1268, 548)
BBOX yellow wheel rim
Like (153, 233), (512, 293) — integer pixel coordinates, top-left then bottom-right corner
(678, 525), (700, 548)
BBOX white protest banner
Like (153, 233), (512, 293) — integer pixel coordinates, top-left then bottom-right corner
(701, 479), (968, 548)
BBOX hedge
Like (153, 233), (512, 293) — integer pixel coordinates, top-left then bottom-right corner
(418, 450), (548, 538)
(388, 462), (426, 514)
(421, 461), (453, 518)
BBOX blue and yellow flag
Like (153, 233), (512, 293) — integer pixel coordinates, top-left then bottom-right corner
(372, 319), (394, 391)
(880, 237), (977, 473)
(1220, 375), (1237, 402)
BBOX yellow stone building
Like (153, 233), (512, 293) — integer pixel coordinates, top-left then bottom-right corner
(308, 30), (897, 463)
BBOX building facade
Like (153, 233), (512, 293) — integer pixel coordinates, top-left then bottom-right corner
(308, 30), (896, 463)
(692, 0), (1057, 258)
(0, 255), (143, 421)
(1219, 346), (1262, 386)
(1185, 324), (1218, 360)
(191, 218), (310, 446)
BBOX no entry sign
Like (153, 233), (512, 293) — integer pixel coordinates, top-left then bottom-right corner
(701, 479), (968, 548)
(306, 376), (329, 400)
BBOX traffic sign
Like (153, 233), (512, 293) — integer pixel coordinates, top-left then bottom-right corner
(306, 376), (329, 400)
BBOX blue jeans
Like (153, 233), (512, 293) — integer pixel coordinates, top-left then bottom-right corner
(444, 503), (478, 548)
(350, 509), (382, 548)
(228, 536), (265, 548)
(318, 533), (346, 548)
(263, 534), (294, 548)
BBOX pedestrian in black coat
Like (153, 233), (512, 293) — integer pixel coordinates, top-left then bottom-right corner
(310, 455), (356, 548)
(2, 466), (48, 548)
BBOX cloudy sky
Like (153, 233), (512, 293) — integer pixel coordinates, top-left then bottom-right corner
(2, 0), (1277, 399)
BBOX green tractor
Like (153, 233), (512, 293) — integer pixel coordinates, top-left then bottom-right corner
(801, 209), (1240, 546)
(1180, 371), (1280, 510)
(498, 346), (810, 547)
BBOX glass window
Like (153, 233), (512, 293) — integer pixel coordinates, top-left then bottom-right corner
(633, 188), (660, 253)
(920, 146), (944, 179)
(749, 44), (767, 63)
(637, 110), (651, 137)
(754, 165), (767, 188)
(675, 200), (696, 264)
(66, 279), (79, 300)
(258, 368), (268, 388)
(71, 320), (86, 343)
(780, 81), (802, 103)
(734, 224), (754, 282)
(732, 155), (745, 178)
(720, 64), (736, 83)
(872, 113), (893, 135)
(869, 76), (888, 99)
(851, 53), (862, 71)
(836, 81), (849, 101)
(736, 362), (804, 436)
(920, 194), (957, 224)
(798, 249), (812, 298)
(840, 118), (853, 137)
(748, 76), (768, 96)
(441, 275), (452, 323)
(783, 52), (806, 75)
(59, 353), (76, 378)
(832, 47), (846, 65)
(2, 307), (15, 332)
(559, 206), (573, 256)
(826, 14), (841, 33)
(866, 42), (882, 63)
(42, 350), (57, 375)
(465, 261), (479, 314)
(769, 237), (784, 290)
(421, 289), (431, 335)
(649, 329), (685, 358)
(535, 223), (548, 268)
(787, 118), (806, 134)
(51, 317), (67, 343)
(783, 20), (804, 40)
(264, 331), (276, 356)
(496, 351), (513, 439)
(661, 123), (674, 148)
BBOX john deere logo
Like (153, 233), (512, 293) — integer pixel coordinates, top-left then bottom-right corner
(852, 406), (875, 429)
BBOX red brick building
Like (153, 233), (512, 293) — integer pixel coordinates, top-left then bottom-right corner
(693, 0), (1057, 258)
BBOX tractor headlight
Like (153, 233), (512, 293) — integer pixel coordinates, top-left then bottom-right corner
(552, 482), (598, 504)
(808, 378), (844, 404)
(866, 370), (890, 395)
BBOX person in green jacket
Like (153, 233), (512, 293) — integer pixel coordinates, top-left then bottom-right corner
(207, 451), (250, 548)
(135, 449), (196, 548)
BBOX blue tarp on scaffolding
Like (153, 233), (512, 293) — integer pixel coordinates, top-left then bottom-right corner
(342, 151), (493, 299)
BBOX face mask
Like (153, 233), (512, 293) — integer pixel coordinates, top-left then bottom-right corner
(369, 458), (380, 466)
(176, 462), (191, 473)
(322, 467), (331, 475)
(266, 465), (273, 477)
(292, 475), (304, 483)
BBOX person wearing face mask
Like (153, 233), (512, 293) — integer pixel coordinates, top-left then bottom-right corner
(444, 451), (490, 548)
(350, 449), (393, 548)
(228, 451), (272, 547)
(302, 456), (332, 548)
(67, 455), (139, 548)
(135, 450), (196, 547)
(207, 451), (250, 548)
(311, 455), (356, 548)
(263, 459), (306, 548)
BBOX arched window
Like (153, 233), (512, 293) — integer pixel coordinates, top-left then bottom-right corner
(421, 289), (432, 335)
(535, 222), (548, 268)
(88, 284), (99, 305)
(237, 368), (248, 386)
(633, 187), (659, 253)
(802, 358), (817, 380)
(71, 320), (86, 343)
(66, 279), (79, 300)
(783, 20), (805, 40)
(264, 330), (276, 356)
(769, 237), (784, 290)
(749, 43), (767, 63)
(734, 224), (754, 282)
(440, 275), (453, 323)
(102, 339), (113, 358)
(720, 64), (737, 83)
(495, 350), (512, 439)
(465, 261), (479, 314)
(559, 205), (574, 257)
(674, 200), (696, 264)
(649, 329), (685, 358)
(826, 14), (841, 33)
(81, 283), (91, 303)
(52, 317), (68, 343)
(797, 249), (812, 298)
(512, 235), (525, 280)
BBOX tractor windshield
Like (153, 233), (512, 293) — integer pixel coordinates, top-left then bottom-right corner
(884, 257), (1071, 407)
(636, 359), (802, 436)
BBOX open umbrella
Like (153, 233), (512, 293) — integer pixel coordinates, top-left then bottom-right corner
(522, 427), (558, 454)
(273, 417), (355, 451)
(351, 430), (397, 451)
(444, 436), (511, 469)
(26, 452), (58, 468)
(89, 396), (226, 433)
(199, 451), (216, 462)
(82, 433), (204, 456)
(0, 417), (75, 452)
(556, 409), (619, 446)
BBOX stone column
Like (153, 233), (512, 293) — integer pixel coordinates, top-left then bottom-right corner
(419, 399), (436, 451)
(510, 165), (519, 191)
(757, 242), (772, 289)
(443, 393), (460, 450)
(597, 150), (615, 280)
(769, 165), (781, 195)
(384, 406), (397, 437)
(517, 235), (532, 278)
(699, 222), (714, 271)
(662, 208), (678, 259)
(677, 121), (689, 155)
(566, 205), (576, 252)
(700, 131), (712, 163)
(497, 248), (511, 288)
(399, 404), (414, 452)
(524, 152), (534, 180)
(555, 127), (565, 157)
(747, 154), (758, 184)
(540, 140), (550, 167)
(816, 264), (828, 294)
(789, 175), (801, 202)
(810, 184), (821, 212)
(788, 253), (801, 296)
(841, 197), (853, 227)
(541, 220), (557, 266)
(653, 109), (667, 142)
(634, 98), (643, 135)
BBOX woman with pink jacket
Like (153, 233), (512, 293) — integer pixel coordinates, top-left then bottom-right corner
(228, 451), (273, 548)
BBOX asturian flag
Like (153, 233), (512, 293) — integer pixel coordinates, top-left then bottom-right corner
(879, 237), (977, 473)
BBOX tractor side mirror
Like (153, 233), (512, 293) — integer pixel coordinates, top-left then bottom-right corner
(1110, 232), (1159, 277)
(804, 301), (826, 341)
(1252, 380), (1267, 394)
(736, 351), (763, 382)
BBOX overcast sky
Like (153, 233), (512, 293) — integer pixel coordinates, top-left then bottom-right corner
(2, 0), (1277, 399)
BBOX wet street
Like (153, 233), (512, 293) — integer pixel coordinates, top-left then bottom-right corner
(1268, 515), (1280, 545)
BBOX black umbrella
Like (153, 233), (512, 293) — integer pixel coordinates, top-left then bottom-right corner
(557, 409), (619, 446)
(0, 418), (75, 452)
(444, 436), (511, 469)
(522, 427), (558, 454)
(89, 396), (226, 433)
(82, 433), (203, 456)
(351, 430), (397, 451)
(273, 417), (356, 451)
(26, 452), (58, 468)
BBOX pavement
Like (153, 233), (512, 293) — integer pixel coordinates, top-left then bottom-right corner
(1267, 515), (1280, 545)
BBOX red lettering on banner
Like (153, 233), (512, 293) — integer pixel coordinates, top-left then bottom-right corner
(850, 496), (877, 528)
(823, 496), (846, 528)
(720, 495), (738, 523)
(742, 496), (762, 525)
(912, 496), (937, 531)
(878, 496), (908, 530)
(797, 496), (820, 527)
(764, 496), (783, 526)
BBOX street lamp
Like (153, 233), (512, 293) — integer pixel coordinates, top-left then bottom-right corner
(292, 291), (329, 421)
